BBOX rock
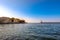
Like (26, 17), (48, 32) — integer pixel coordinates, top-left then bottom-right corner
(0, 17), (25, 24)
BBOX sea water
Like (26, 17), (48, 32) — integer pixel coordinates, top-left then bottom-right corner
(0, 23), (60, 40)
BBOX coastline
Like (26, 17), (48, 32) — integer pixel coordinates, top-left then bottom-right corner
(0, 22), (27, 24)
(0, 17), (26, 24)
(40, 22), (60, 24)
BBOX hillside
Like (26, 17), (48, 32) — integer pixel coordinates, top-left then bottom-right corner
(0, 17), (25, 24)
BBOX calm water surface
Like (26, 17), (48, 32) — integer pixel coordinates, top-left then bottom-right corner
(0, 23), (60, 40)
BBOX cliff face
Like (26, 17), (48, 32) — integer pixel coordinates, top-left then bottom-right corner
(0, 17), (25, 24)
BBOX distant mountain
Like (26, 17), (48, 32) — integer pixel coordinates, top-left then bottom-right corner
(0, 17), (25, 24)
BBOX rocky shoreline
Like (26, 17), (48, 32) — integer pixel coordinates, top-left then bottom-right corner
(0, 17), (26, 24)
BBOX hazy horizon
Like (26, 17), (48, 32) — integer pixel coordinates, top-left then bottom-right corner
(0, 0), (60, 23)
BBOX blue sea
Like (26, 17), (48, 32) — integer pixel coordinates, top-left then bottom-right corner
(0, 23), (60, 40)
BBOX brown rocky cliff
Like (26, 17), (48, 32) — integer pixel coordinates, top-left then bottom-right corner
(0, 17), (25, 24)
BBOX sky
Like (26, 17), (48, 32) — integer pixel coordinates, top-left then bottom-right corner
(0, 0), (60, 23)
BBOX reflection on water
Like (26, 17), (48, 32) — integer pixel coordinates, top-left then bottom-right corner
(0, 23), (60, 40)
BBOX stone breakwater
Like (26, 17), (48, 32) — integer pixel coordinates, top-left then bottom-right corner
(0, 17), (25, 24)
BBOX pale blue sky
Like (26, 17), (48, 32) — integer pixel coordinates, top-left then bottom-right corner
(0, 0), (60, 22)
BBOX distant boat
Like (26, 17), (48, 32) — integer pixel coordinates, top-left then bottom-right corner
(40, 20), (43, 24)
